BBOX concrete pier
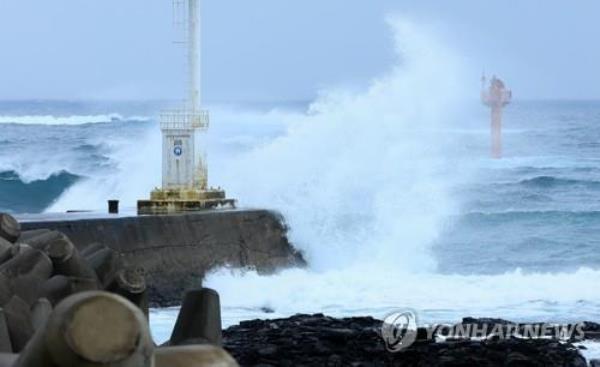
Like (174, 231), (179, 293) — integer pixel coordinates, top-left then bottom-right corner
(19, 210), (305, 306)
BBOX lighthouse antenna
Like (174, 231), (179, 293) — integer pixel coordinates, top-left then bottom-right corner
(188, 0), (200, 111)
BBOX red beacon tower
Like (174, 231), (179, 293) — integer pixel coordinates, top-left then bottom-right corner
(481, 74), (512, 159)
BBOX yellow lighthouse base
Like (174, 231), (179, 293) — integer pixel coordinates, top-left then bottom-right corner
(137, 188), (236, 215)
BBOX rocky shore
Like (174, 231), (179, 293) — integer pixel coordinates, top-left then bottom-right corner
(223, 314), (597, 367)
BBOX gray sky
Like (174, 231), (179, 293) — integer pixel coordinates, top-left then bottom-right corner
(1, 1), (599, 101)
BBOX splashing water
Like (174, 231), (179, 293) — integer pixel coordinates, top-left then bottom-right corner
(192, 18), (600, 333)
(148, 18), (487, 338)
(217, 18), (467, 271)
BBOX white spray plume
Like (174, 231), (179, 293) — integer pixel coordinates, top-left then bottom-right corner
(216, 17), (467, 271)
(197, 17), (482, 322)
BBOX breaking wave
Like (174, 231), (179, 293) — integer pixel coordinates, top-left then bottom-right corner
(213, 17), (467, 272)
(519, 176), (600, 189)
(0, 114), (150, 125)
(0, 170), (80, 213)
(461, 210), (600, 223)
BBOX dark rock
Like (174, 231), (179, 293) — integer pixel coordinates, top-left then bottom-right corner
(257, 345), (278, 356)
(582, 322), (600, 332)
(223, 314), (589, 367)
(581, 322), (600, 340)
(461, 317), (514, 326)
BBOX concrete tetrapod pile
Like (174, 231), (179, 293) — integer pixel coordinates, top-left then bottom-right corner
(0, 212), (238, 366)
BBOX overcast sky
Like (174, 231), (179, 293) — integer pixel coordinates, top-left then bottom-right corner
(1, 1), (600, 101)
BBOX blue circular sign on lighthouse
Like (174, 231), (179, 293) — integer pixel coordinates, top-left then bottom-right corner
(174, 146), (183, 156)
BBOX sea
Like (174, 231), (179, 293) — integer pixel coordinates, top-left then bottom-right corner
(1, 20), (599, 358)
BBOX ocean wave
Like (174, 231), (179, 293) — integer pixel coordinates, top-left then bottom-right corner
(0, 170), (81, 213)
(461, 209), (600, 223)
(184, 266), (600, 340)
(149, 266), (600, 343)
(519, 175), (600, 189)
(72, 143), (105, 153)
(0, 114), (151, 125)
(513, 166), (600, 174)
(481, 156), (600, 171)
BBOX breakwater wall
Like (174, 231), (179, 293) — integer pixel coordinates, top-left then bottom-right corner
(21, 210), (305, 306)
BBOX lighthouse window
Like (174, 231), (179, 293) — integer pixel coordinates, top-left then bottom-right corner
(174, 139), (182, 146)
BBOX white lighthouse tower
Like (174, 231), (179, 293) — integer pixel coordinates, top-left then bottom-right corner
(138, 0), (234, 214)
